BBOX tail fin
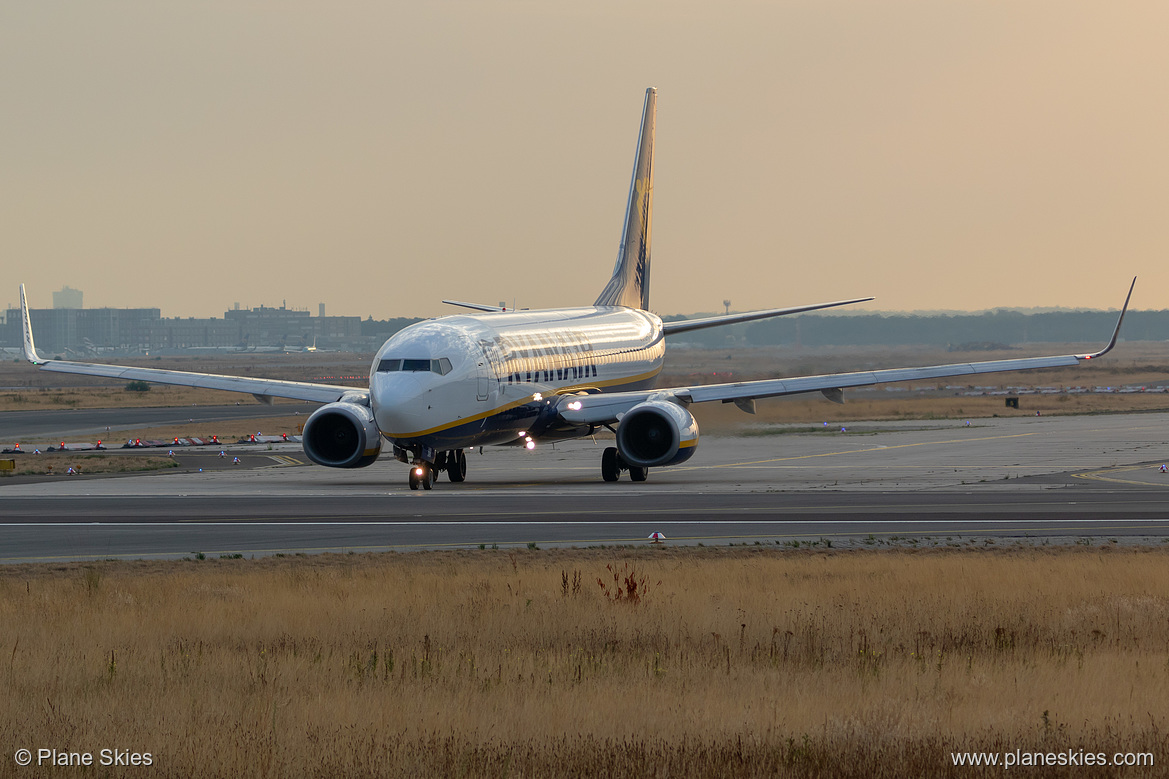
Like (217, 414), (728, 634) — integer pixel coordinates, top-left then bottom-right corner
(595, 87), (656, 311)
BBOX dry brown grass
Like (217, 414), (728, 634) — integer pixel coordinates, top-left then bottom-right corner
(661, 342), (1169, 388)
(89, 416), (308, 446)
(0, 385), (287, 411)
(6, 418), (306, 452)
(2, 547), (1167, 777)
(0, 353), (364, 411)
(0, 454), (179, 477)
(691, 392), (1169, 433)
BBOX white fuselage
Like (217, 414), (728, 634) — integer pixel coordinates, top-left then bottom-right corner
(370, 306), (664, 451)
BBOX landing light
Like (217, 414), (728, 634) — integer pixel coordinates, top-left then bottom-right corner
(518, 431), (526, 437)
(568, 401), (582, 411)
(414, 467), (424, 476)
(525, 441), (536, 450)
(533, 393), (542, 401)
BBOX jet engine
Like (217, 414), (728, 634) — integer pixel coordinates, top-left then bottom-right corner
(615, 400), (699, 468)
(301, 402), (382, 468)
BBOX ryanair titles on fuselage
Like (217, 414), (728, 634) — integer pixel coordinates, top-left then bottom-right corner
(481, 315), (664, 390)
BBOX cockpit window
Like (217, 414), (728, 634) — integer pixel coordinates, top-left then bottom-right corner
(377, 357), (454, 374)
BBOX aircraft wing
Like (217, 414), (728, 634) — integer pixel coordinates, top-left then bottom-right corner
(558, 278), (1135, 426)
(19, 285), (362, 405)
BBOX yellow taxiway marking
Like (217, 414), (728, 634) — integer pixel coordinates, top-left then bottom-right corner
(262, 455), (304, 467)
(1075, 465), (1169, 488)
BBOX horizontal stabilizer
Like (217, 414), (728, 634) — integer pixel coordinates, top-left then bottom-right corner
(662, 297), (873, 336)
(442, 300), (508, 313)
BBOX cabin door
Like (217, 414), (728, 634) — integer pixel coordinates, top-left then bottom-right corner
(476, 361), (489, 401)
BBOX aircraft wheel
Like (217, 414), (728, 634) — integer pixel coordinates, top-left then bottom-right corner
(601, 447), (620, 482)
(448, 449), (467, 483)
(409, 463), (434, 490)
(416, 460), (434, 491)
(629, 465), (648, 482)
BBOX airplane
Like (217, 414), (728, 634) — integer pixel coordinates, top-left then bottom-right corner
(284, 336), (319, 353)
(19, 87), (1134, 490)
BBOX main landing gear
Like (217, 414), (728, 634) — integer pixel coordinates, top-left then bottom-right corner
(408, 449), (468, 490)
(601, 446), (648, 483)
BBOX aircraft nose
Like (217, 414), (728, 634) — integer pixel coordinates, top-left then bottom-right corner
(371, 372), (432, 437)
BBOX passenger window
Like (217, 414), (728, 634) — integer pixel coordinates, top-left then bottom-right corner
(377, 359), (401, 372)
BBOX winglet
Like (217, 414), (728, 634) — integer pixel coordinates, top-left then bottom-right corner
(19, 284), (44, 365)
(1077, 277), (1136, 361)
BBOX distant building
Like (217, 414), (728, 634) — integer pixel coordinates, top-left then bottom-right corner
(2, 306), (159, 355)
(1, 300), (363, 353)
(53, 286), (83, 309)
(225, 305), (312, 347)
(151, 317), (241, 350)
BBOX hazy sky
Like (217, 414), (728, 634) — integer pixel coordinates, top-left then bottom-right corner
(4, 2), (1167, 318)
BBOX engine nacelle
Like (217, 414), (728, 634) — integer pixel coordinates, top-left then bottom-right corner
(615, 400), (699, 468)
(302, 402), (382, 468)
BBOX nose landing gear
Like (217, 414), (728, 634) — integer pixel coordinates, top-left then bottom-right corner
(407, 448), (467, 489)
(408, 462), (435, 490)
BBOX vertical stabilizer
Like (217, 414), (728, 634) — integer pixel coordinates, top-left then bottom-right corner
(595, 87), (656, 311)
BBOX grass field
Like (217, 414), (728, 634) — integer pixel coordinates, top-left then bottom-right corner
(2, 547), (1167, 777)
(5, 346), (1169, 775)
(0, 454), (179, 477)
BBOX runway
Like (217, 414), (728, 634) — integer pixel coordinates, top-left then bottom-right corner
(3, 412), (1169, 562)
